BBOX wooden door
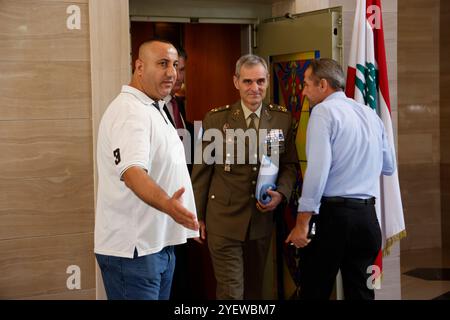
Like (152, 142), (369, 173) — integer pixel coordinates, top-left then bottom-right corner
(184, 23), (242, 122)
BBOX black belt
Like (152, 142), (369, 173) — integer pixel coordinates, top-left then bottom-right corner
(321, 196), (376, 205)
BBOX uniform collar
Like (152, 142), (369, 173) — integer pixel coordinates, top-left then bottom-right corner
(240, 100), (262, 119)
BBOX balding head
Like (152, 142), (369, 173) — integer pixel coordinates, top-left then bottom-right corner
(138, 39), (176, 62)
(130, 40), (179, 100)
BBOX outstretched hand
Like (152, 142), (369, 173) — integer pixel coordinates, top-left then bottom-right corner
(168, 187), (199, 231)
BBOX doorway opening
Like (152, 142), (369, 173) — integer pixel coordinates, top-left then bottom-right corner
(130, 20), (250, 299)
(130, 21), (247, 123)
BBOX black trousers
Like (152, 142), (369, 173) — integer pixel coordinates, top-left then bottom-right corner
(298, 198), (382, 300)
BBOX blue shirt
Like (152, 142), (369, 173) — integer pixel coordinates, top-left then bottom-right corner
(298, 91), (396, 214)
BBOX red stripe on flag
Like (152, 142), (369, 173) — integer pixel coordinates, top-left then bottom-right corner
(367, 0), (388, 278)
(368, 0), (391, 113)
(374, 248), (383, 275)
(345, 66), (357, 99)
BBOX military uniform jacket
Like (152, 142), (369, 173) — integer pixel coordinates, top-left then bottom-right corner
(191, 101), (298, 241)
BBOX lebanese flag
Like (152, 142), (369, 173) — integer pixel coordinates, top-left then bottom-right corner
(345, 0), (406, 286)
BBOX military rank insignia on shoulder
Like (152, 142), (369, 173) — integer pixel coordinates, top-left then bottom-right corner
(269, 104), (288, 113)
(210, 105), (230, 113)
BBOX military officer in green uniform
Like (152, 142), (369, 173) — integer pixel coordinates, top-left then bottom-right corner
(192, 54), (298, 299)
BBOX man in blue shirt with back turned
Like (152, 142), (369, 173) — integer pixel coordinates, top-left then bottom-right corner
(286, 58), (396, 300)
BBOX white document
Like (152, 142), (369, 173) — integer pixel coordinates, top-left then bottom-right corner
(255, 155), (279, 204)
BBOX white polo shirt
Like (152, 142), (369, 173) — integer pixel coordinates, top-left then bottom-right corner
(95, 85), (199, 258)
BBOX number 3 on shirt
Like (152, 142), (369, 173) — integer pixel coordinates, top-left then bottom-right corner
(113, 148), (121, 165)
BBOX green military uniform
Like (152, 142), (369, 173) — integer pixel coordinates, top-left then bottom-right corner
(192, 100), (298, 299)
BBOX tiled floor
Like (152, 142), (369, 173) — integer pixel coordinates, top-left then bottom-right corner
(401, 248), (450, 300)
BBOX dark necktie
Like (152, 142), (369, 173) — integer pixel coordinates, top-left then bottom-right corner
(248, 113), (259, 161)
(248, 112), (258, 130)
(171, 97), (184, 129)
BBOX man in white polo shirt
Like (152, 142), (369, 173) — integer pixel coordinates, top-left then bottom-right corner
(95, 39), (199, 300)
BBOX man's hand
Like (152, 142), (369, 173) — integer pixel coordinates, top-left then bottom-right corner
(256, 190), (283, 212)
(166, 187), (199, 231)
(122, 167), (199, 231)
(193, 220), (206, 244)
(285, 212), (313, 248)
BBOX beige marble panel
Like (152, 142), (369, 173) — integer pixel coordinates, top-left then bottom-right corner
(390, 82), (398, 114)
(398, 163), (440, 251)
(0, 119), (93, 180)
(330, 0), (397, 13)
(0, 1), (89, 62)
(399, 163), (440, 202)
(401, 193), (441, 227)
(294, 0), (330, 13)
(398, 102), (439, 133)
(272, 0), (295, 17)
(401, 247), (450, 271)
(401, 223), (441, 251)
(89, 0), (130, 300)
(0, 175), (94, 240)
(0, 61), (91, 120)
(20, 288), (95, 300)
(398, 133), (434, 164)
(398, 72), (439, 106)
(398, 48), (439, 75)
(398, 0), (441, 252)
(398, 1), (439, 74)
(0, 232), (94, 299)
(89, 0), (131, 168)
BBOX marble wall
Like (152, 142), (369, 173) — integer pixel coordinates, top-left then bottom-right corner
(398, 0), (441, 251)
(0, 0), (95, 299)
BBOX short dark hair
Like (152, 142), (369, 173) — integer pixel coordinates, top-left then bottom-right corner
(308, 58), (345, 91)
(176, 46), (187, 60)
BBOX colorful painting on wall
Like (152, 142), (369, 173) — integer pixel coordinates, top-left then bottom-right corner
(270, 50), (320, 299)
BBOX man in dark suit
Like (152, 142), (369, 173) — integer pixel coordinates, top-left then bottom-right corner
(191, 54), (298, 299)
(163, 47), (194, 173)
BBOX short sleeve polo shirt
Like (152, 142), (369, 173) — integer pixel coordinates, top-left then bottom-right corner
(95, 85), (199, 258)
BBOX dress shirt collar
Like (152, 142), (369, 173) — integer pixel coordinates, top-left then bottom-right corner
(240, 100), (262, 119)
(323, 90), (346, 102)
(163, 94), (173, 104)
